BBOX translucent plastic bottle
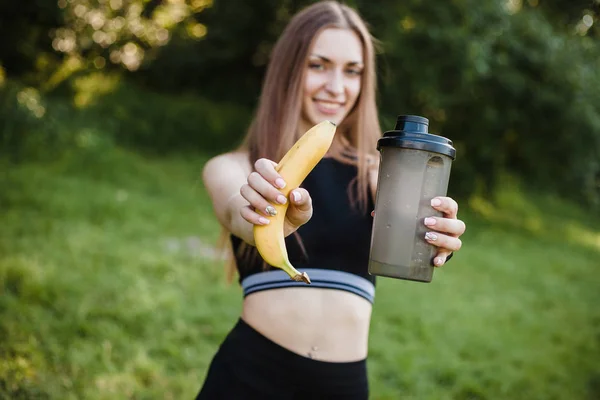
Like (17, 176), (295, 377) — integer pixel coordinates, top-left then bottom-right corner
(368, 115), (456, 282)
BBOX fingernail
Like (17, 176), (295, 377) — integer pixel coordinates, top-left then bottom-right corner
(275, 178), (286, 189)
(258, 217), (270, 225)
(292, 191), (301, 202)
(424, 217), (436, 226)
(434, 257), (444, 266)
(276, 195), (287, 204)
(425, 232), (438, 241)
(431, 198), (442, 207)
(265, 205), (277, 216)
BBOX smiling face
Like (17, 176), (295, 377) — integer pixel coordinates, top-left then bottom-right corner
(300, 28), (364, 130)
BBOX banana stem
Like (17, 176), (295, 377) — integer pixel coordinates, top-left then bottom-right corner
(292, 271), (311, 284)
(281, 260), (311, 284)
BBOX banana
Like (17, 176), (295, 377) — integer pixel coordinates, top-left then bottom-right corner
(253, 120), (337, 284)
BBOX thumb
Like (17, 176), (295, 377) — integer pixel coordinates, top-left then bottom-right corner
(286, 188), (313, 227)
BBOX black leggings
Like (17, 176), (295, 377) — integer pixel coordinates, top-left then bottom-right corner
(196, 318), (369, 399)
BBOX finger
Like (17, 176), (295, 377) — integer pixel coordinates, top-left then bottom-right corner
(431, 196), (459, 219)
(286, 188), (313, 227)
(424, 231), (462, 252)
(240, 183), (279, 217)
(247, 172), (288, 206)
(371, 210), (375, 217)
(289, 188), (311, 210)
(423, 216), (466, 236)
(254, 158), (287, 189)
(432, 249), (453, 267)
(240, 205), (271, 226)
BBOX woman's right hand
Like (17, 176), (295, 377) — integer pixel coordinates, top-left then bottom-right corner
(239, 158), (313, 235)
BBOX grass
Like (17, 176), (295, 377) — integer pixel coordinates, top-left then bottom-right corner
(0, 145), (599, 399)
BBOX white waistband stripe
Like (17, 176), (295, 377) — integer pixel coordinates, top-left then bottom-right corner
(241, 268), (375, 303)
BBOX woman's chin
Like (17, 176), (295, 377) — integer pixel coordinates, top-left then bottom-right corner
(311, 111), (345, 126)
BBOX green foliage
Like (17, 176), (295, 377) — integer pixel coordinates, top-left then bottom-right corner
(2, 3), (599, 398)
(0, 0), (63, 85)
(0, 149), (598, 399)
(356, 0), (600, 205)
(1, 0), (599, 206)
(0, 76), (251, 162)
(79, 77), (253, 154)
(0, 80), (86, 163)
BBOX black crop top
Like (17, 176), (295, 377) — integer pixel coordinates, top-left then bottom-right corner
(231, 157), (377, 302)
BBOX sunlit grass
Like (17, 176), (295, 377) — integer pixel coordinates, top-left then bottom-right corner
(0, 148), (599, 399)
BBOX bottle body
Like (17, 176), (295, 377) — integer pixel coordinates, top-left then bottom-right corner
(368, 148), (453, 282)
(368, 115), (455, 282)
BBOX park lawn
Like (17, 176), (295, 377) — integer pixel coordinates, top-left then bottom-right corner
(1, 146), (599, 400)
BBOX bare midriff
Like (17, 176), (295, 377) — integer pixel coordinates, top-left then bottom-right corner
(242, 287), (372, 362)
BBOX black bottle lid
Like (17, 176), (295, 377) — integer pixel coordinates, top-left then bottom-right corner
(377, 115), (456, 160)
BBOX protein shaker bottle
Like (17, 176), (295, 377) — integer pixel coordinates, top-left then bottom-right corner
(368, 115), (456, 282)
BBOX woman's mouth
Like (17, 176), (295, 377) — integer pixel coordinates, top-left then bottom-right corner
(314, 99), (344, 115)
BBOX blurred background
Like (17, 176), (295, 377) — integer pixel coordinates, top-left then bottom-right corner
(0, 0), (599, 399)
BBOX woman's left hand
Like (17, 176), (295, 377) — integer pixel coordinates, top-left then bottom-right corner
(424, 196), (466, 267)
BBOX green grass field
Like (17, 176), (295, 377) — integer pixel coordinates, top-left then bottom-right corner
(1, 146), (599, 399)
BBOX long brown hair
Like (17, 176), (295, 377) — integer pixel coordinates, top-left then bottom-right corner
(221, 1), (383, 282)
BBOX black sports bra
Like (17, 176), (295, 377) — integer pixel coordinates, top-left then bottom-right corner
(231, 157), (377, 303)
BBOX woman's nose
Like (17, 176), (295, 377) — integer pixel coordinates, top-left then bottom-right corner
(325, 70), (344, 95)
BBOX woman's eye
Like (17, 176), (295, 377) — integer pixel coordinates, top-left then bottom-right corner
(346, 68), (363, 76)
(309, 62), (325, 70)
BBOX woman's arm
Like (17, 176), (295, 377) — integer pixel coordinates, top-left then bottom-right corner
(202, 152), (314, 246)
(202, 152), (257, 245)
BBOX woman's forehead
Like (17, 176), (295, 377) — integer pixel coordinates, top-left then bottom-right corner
(309, 28), (364, 64)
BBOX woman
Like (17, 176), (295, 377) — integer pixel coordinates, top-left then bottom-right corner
(198, 1), (466, 398)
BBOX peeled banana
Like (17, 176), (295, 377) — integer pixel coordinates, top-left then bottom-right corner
(253, 120), (337, 284)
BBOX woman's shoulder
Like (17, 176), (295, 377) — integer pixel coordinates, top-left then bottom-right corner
(203, 150), (251, 174)
(202, 150), (251, 185)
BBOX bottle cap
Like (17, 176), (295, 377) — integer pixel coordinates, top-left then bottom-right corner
(377, 115), (456, 160)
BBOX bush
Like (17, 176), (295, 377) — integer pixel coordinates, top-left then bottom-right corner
(0, 76), (253, 164)
(83, 79), (253, 155)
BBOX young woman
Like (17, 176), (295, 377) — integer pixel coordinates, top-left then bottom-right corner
(198, 1), (466, 398)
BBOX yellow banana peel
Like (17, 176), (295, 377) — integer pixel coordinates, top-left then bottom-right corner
(253, 120), (337, 283)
